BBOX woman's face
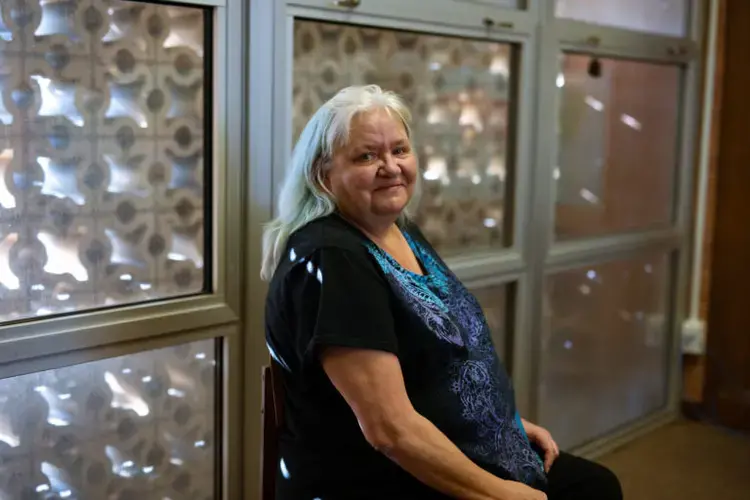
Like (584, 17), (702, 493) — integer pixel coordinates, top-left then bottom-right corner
(324, 108), (418, 227)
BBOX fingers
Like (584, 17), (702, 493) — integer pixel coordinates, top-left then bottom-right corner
(544, 439), (560, 472)
(544, 450), (557, 472)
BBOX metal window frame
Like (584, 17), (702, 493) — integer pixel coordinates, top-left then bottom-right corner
(0, 1), (247, 499)
(561, 0), (708, 459)
(523, 8), (558, 423)
(523, 0), (706, 452)
(557, 22), (698, 62)
(547, 229), (683, 271)
(171, 0), (227, 6)
(287, 0), (536, 34)
(0, 0), (244, 362)
(243, 0), (277, 497)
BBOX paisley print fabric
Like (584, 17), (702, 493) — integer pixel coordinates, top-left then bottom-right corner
(365, 231), (546, 486)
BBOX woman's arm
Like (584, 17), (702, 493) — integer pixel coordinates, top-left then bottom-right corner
(321, 347), (546, 500)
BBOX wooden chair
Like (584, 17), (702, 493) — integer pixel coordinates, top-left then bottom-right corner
(261, 363), (285, 500)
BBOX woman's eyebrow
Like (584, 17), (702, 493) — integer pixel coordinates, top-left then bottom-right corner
(348, 136), (408, 152)
(350, 142), (381, 151)
(357, 138), (408, 147)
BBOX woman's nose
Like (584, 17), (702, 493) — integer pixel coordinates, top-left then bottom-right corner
(380, 154), (401, 175)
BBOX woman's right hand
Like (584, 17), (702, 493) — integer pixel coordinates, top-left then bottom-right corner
(496, 480), (548, 500)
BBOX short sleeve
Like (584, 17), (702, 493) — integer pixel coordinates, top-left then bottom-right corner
(287, 246), (398, 363)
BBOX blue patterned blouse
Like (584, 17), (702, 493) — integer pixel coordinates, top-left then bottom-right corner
(363, 229), (546, 487)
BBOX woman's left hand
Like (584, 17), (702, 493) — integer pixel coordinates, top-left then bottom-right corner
(521, 419), (560, 473)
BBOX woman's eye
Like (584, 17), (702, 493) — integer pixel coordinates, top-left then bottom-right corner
(357, 152), (376, 162)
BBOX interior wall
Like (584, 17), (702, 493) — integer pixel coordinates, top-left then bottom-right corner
(701, 0), (750, 429)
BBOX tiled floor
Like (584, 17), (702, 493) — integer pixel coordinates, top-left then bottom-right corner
(600, 420), (750, 500)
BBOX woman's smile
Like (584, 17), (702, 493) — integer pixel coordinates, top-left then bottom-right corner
(375, 183), (406, 192)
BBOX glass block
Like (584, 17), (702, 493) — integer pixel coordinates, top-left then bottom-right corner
(293, 21), (515, 256)
(554, 55), (680, 240)
(555, 0), (688, 37)
(538, 254), (670, 449)
(0, 1), (208, 323)
(0, 339), (217, 500)
(473, 284), (509, 363)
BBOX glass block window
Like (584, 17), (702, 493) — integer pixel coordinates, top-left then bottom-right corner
(0, 339), (217, 499)
(0, 1), (209, 324)
(293, 21), (515, 256)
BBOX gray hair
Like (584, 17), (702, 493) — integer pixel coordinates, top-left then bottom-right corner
(260, 85), (417, 281)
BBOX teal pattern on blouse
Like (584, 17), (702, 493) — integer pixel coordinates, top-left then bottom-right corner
(364, 231), (546, 485)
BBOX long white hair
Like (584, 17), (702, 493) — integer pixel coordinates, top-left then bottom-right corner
(260, 85), (417, 281)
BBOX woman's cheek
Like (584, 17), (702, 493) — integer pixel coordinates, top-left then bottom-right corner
(357, 168), (381, 190)
(404, 161), (419, 184)
(341, 169), (366, 189)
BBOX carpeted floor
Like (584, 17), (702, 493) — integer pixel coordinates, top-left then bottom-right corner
(599, 420), (750, 500)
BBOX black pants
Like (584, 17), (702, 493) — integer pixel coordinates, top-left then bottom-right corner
(544, 452), (623, 500)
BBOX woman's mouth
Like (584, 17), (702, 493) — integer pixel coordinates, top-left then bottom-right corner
(375, 183), (404, 192)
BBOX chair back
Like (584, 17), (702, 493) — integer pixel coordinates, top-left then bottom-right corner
(261, 363), (285, 500)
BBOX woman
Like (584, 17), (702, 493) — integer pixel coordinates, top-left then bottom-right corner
(262, 85), (622, 500)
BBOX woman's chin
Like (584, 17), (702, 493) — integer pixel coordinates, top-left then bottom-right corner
(371, 188), (411, 217)
(372, 200), (409, 218)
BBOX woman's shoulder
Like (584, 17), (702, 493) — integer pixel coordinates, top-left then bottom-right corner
(285, 214), (372, 264)
(271, 214), (387, 289)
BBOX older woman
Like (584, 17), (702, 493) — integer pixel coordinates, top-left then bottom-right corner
(262, 85), (622, 500)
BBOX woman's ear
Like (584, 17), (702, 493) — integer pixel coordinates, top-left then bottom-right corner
(314, 157), (333, 194)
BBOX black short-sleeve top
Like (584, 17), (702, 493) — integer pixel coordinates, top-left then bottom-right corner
(265, 214), (546, 499)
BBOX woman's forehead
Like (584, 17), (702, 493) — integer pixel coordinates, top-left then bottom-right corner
(348, 109), (408, 142)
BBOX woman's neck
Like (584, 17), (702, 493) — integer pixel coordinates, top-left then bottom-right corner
(339, 212), (399, 245)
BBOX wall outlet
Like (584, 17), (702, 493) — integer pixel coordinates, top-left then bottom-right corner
(682, 318), (707, 355)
